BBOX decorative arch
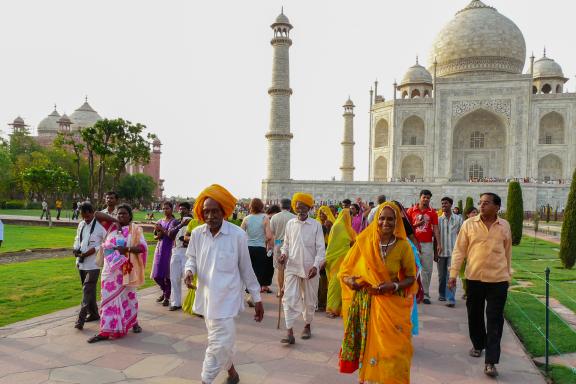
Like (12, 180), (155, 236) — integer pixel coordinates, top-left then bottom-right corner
(401, 155), (423, 180)
(539, 112), (564, 144)
(374, 156), (388, 182)
(423, 89), (431, 98)
(402, 91), (408, 99)
(402, 115), (425, 145)
(556, 84), (562, 93)
(411, 89), (421, 99)
(451, 108), (507, 180)
(374, 119), (389, 147)
(542, 84), (552, 94)
(538, 154), (562, 181)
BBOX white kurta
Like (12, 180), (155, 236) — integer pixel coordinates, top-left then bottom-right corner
(280, 217), (326, 328)
(185, 220), (262, 383)
(170, 217), (191, 307)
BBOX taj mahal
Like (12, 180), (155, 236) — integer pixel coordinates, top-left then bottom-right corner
(261, 0), (575, 210)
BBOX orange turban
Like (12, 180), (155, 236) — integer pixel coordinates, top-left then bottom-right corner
(291, 192), (314, 212)
(194, 184), (237, 222)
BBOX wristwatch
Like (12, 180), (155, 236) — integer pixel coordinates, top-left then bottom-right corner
(393, 282), (399, 292)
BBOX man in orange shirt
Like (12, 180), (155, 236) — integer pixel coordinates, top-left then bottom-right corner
(448, 192), (512, 378)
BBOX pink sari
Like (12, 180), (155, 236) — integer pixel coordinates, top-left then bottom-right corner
(99, 223), (147, 338)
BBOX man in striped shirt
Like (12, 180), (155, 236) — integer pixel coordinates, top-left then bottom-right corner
(438, 196), (463, 307)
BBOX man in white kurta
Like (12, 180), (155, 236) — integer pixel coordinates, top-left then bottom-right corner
(184, 186), (263, 384)
(279, 193), (325, 343)
(168, 202), (192, 310)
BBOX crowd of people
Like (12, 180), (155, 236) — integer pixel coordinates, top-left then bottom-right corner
(69, 185), (512, 383)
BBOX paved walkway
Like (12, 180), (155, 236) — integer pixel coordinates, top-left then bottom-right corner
(0, 272), (544, 383)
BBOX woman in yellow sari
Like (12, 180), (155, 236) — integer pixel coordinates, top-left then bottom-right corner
(338, 202), (417, 384)
(325, 208), (356, 318)
(316, 205), (336, 311)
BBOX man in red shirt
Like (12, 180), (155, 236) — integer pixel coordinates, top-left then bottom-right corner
(407, 189), (441, 304)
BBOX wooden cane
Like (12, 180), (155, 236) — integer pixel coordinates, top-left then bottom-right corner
(277, 291), (282, 330)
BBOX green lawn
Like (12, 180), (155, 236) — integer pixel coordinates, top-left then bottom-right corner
(0, 209), (152, 222)
(505, 236), (576, 383)
(0, 224), (156, 254)
(0, 246), (157, 327)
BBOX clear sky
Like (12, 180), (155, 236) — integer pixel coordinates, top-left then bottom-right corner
(1, 0), (574, 199)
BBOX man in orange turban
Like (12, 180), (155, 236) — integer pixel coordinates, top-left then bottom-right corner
(185, 184), (264, 384)
(279, 192), (326, 344)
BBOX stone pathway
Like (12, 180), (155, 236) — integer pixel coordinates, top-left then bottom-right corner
(0, 272), (545, 383)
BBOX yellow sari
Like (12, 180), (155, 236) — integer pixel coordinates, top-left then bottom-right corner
(325, 208), (356, 315)
(339, 203), (417, 384)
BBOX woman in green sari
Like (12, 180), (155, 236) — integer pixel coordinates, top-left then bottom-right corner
(325, 208), (356, 318)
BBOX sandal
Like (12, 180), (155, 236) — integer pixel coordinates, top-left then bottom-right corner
(132, 324), (142, 333)
(87, 334), (109, 343)
(326, 312), (338, 319)
(484, 364), (498, 377)
(301, 326), (311, 339)
(280, 334), (295, 344)
(469, 348), (482, 358)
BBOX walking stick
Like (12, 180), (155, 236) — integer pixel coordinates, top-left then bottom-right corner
(277, 291), (282, 330)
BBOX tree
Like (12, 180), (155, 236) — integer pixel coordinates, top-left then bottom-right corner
(21, 166), (76, 201)
(506, 181), (524, 246)
(0, 144), (12, 200)
(559, 169), (576, 269)
(464, 196), (474, 214)
(54, 131), (85, 194)
(117, 173), (156, 206)
(457, 199), (463, 214)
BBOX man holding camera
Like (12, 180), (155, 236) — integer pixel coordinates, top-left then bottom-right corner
(73, 202), (106, 330)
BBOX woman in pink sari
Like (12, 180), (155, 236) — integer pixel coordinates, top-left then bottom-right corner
(88, 204), (147, 343)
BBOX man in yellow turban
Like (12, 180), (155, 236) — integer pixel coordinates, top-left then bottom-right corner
(185, 184), (264, 384)
(279, 193), (326, 344)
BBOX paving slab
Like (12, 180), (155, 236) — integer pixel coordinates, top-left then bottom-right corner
(0, 268), (546, 383)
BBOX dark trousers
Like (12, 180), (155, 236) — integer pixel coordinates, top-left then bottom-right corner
(466, 280), (508, 364)
(40, 209), (50, 220)
(79, 269), (100, 320)
(317, 268), (328, 310)
(154, 277), (171, 299)
(56, 208), (62, 220)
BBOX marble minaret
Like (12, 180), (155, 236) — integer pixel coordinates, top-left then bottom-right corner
(265, 10), (293, 180)
(340, 97), (355, 181)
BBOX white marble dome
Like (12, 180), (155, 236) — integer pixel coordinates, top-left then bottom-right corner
(37, 107), (60, 136)
(401, 62), (433, 85)
(533, 55), (564, 79)
(428, 0), (526, 77)
(70, 99), (102, 129)
(275, 12), (290, 25)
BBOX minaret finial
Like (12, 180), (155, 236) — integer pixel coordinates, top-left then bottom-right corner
(85, 95), (88, 102)
(416, 55), (419, 65)
(54, 103), (57, 111)
(543, 46), (546, 57)
(281, 6), (283, 14)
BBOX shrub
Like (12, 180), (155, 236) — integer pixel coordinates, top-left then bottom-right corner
(506, 181), (523, 246)
(464, 196), (474, 215)
(5, 200), (25, 209)
(26, 201), (43, 209)
(559, 169), (576, 269)
(457, 199), (463, 214)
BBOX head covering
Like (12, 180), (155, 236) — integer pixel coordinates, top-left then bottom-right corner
(316, 205), (336, 225)
(291, 192), (314, 212)
(328, 208), (356, 245)
(369, 202), (407, 240)
(194, 184), (237, 222)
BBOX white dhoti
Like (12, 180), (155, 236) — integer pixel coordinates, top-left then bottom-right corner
(170, 248), (187, 307)
(201, 317), (236, 384)
(283, 273), (319, 329)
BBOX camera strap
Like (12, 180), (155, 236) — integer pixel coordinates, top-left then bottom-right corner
(80, 219), (97, 244)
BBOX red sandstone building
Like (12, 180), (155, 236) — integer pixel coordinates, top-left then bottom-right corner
(8, 98), (164, 199)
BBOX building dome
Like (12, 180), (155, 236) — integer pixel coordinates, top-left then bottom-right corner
(428, 0), (526, 77)
(533, 54), (564, 79)
(69, 99), (102, 129)
(13, 116), (25, 125)
(344, 97), (354, 107)
(58, 113), (72, 125)
(152, 137), (161, 146)
(275, 13), (289, 24)
(37, 107), (61, 136)
(401, 61), (433, 85)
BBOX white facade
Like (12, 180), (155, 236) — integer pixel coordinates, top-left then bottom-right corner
(262, 1), (574, 210)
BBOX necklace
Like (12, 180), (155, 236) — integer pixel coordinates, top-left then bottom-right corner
(379, 236), (396, 260)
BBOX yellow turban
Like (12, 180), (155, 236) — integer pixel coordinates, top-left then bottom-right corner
(194, 184), (237, 222)
(291, 192), (314, 212)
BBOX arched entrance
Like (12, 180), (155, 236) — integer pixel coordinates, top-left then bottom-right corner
(539, 112), (564, 144)
(374, 119), (389, 147)
(451, 109), (507, 181)
(401, 155), (423, 181)
(538, 154), (562, 182)
(402, 116), (425, 145)
(374, 156), (388, 181)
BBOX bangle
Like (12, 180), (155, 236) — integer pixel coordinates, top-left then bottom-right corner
(393, 282), (399, 292)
